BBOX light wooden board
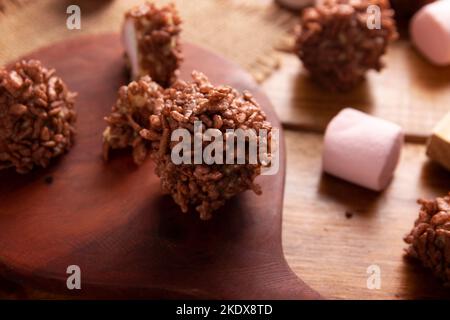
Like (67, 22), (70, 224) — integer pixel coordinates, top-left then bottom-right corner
(264, 40), (450, 142)
(281, 131), (450, 299)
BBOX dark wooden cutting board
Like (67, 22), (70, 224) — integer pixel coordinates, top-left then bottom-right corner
(0, 34), (320, 299)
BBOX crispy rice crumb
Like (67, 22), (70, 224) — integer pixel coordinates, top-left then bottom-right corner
(0, 60), (77, 174)
(404, 193), (450, 285)
(103, 72), (273, 220)
(124, 2), (183, 87)
(295, 0), (398, 91)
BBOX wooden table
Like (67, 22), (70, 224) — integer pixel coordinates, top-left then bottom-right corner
(1, 51), (450, 302)
(263, 53), (450, 300)
(1, 55), (449, 302)
(1, 14), (450, 299)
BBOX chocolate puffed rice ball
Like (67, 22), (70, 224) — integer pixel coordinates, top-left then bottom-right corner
(140, 71), (273, 220)
(103, 72), (274, 220)
(122, 2), (183, 87)
(404, 193), (450, 285)
(295, 0), (398, 91)
(103, 76), (164, 165)
(0, 60), (77, 174)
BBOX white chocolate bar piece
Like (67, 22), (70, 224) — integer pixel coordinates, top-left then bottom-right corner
(427, 112), (450, 171)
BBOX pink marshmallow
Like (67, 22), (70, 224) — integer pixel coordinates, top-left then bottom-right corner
(322, 108), (404, 191)
(410, 1), (450, 66)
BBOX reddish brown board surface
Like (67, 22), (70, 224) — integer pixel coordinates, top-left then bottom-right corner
(0, 34), (319, 299)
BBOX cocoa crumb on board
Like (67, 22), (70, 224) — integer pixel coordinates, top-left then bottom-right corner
(44, 175), (54, 185)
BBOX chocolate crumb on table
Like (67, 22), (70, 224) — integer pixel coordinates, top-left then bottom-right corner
(122, 2), (183, 87)
(295, 0), (398, 91)
(404, 193), (450, 285)
(0, 60), (77, 174)
(103, 71), (273, 220)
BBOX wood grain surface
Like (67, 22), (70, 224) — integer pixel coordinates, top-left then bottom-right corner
(1, 34), (450, 300)
(281, 131), (450, 299)
(0, 34), (320, 300)
(263, 41), (450, 142)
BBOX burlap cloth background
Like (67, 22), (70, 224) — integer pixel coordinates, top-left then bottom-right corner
(0, 0), (298, 82)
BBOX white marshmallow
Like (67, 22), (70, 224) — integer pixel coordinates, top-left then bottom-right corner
(322, 108), (404, 191)
(122, 18), (140, 80)
(410, 1), (450, 66)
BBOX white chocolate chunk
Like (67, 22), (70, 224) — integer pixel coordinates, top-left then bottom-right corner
(322, 108), (404, 191)
(426, 112), (450, 171)
(410, 1), (450, 66)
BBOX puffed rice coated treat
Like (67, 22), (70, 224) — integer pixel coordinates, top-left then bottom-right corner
(404, 193), (450, 285)
(123, 2), (183, 87)
(295, 0), (398, 91)
(104, 71), (273, 220)
(103, 76), (164, 165)
(140, 71), (273, 219)
(0, 60), (77, 174)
